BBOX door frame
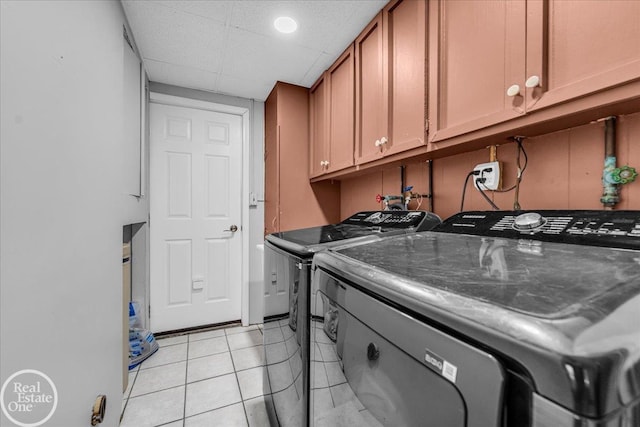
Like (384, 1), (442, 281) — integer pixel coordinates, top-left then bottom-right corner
(149, 92), (251, 326)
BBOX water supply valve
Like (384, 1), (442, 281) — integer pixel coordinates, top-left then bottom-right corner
(606, 165), (638, 185)
(376, 194), (403, 210)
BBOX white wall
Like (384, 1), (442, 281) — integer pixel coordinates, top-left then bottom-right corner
(149, 83), (266, 325)
(1, 1), (147, 426)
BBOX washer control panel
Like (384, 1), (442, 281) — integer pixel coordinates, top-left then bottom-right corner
(436, 210), (640, 249)
(343, 211), (441, 231)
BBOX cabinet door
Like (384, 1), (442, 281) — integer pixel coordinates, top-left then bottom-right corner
(355, 13), (387, 165)
(383, 0), (428, 157)
(525, 0), (640, 112)
(428, 0), (526, 143)
(327, 46), (355, 173)
(309, 74), (328, 178)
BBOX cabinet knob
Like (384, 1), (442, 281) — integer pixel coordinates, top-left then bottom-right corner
(379, 137), (388, 145)
(374, 139), (381, 147)
(525, 75), (541, 88)
(324, 161), (329, 167)
(506, 84), (521, 97)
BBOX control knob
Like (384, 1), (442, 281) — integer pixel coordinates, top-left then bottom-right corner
(513, 212), (547, 231)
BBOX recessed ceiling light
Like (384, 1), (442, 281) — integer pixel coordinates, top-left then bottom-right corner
(274, 16), (297, 34)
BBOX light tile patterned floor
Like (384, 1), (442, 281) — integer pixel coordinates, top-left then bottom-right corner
(121, 324), (270, 427)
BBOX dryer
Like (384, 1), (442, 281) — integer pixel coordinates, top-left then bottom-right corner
(310, 210), (640, 427)
(263, 210), (441, 427)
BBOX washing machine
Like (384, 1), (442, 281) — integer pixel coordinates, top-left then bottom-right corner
(310, 210), (640, 427)
(262, 210), (442, 427)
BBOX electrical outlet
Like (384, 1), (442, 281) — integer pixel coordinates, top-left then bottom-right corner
(473, 161), (501, 191)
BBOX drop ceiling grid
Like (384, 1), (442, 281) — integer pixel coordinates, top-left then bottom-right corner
(121, 0), (389, 101)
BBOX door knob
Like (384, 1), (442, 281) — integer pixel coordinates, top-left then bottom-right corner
(224, 225), (238, 232)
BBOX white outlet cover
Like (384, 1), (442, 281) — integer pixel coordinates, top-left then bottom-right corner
(473, 161), (500, 191)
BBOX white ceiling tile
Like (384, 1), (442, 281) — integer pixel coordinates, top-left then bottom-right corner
(144, 59), (219, 93)
(221, 28), (319, 85)
(300, 52), (334, 87)
(156, 0), (234, 25)
(229, 1), (386, 55)
(122, 0), (390, 100)
(320, 1), (388, 55)
(122, 1), (228, 73)
(216, 74), (275, 101)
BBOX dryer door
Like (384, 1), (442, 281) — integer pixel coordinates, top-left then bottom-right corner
(311, 270), (506, 427)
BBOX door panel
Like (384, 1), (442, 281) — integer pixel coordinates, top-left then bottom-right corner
(429, 0), (526, 142)
(385, 0), (427, 156)
(150, 102), (242, 332)
(355, 13), (386, 165)
(167, 152), (192, 218)
(328, 47), (355, 172)
(167, 240), (191, 305)
(206, 239), (229, 300)
(309, 76), (328, 178)
(526, 0), (640, 111)
(206, 155), (229, 217)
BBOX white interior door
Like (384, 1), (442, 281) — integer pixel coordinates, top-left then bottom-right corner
(150, 101), (242, 332)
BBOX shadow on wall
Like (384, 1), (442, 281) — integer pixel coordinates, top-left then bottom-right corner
(340, 111), (640, 219)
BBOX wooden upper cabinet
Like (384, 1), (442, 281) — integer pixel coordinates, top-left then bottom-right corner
(428, 0), (526, 143)
(355, 12), (386, 165)
(309, 46), (355, 178)
(383, 0), (428, 157)
(355, 0), (428, 165)
(429, 0), (640, 143)
(328, 47), (355, 173)
(525, 0), (640, 112)
(268, 82), (341, 232)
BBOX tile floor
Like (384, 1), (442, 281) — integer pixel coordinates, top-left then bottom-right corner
(121, 324), (271, 427)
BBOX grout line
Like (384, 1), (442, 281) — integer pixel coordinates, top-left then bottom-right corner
(225, 331), (252, 427)
(183, 400), (246, 425)
(184, 363), (234, 386)
(182, 334), (190, 426)
(155, 418), (185, 427)
(128, 383), (186, 400)
(120, 367), (139, 424)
